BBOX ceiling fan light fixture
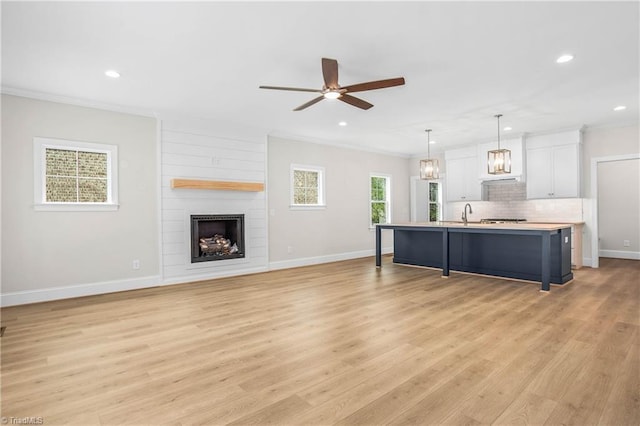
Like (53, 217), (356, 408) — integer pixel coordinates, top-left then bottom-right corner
(556, 54), (574, 64)
(323, 90), (341, 100)
(259, 58), (405, 111)
(420, 129), (439, 180)
(104, 70), (120, 78)
(488, 114), (512, 175)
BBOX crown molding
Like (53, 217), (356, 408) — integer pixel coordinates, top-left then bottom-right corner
(1, 86), (158, 118)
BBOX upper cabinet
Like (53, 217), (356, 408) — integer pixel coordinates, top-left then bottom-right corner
(445, 146), (481, 202)
(443, 128), (582, 203)
(477, 136), (525, 181)
(526, 130), (582, 199)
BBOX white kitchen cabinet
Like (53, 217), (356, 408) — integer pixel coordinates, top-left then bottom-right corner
(445, 146), (481, 202)
(526, 130), (582, 199)
(526, 147), (553, 198)
(477, 136), (524, 181)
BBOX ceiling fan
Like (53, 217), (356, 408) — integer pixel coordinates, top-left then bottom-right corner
(259, 58), (405, 111)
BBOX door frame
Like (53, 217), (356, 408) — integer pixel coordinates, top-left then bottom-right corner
(410, 175), (445, 222)
(590, 152), (640, 268)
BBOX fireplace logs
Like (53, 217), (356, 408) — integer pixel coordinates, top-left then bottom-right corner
(199, 234), (239, 256)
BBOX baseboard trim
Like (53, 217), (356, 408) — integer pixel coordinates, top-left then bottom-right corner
(599, 250), (640, 260)
(269, 247), (393, 271)
(0, 275), (162, 307)
(162, 266), (269, 286)
(0, 250), (393, 307)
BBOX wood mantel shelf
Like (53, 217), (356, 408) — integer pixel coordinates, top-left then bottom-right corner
(170, 178), (264, 192)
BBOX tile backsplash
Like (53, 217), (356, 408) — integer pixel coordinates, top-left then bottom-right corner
(446, 198), (583, 223)
(482, 180), (526, 202)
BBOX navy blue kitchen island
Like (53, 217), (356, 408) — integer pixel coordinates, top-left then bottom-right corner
(375, 222), (573, 292)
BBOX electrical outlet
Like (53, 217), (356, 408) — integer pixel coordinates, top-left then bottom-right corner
(287, 246), (293, 254)
(623, 240), (631, 247)
(132, 259), (140, 270)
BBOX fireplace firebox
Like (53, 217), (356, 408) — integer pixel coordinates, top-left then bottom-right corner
(191, 214), (245, 263)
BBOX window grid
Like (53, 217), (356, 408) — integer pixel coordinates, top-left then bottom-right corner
(34, 137), (118, 211)
(428, 181), (441, 222)
(45, 147), (109, 203)
(293, 170), (319, 205)
(370, 175), (391, 227)
(290, 165), (325, 208)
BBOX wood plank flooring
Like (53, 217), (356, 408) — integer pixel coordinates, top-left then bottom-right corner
(1, 256), (638, 425)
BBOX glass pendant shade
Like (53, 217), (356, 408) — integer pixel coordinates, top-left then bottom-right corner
(487, 149), (511, 174)
(420, 158), (439, 180)
(488, 114), (511, 175)
(420, 129), (439, 180)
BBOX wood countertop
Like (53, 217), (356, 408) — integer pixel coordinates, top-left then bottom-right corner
(382, 221), (573, 231)
(528, 221), (585, 225)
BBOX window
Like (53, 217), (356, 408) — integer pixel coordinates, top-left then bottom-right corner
(370, 174), (391, 227)
(290, 164), (325, 208)
(428, 181), (441, 221)
(33, 137), (118, 211)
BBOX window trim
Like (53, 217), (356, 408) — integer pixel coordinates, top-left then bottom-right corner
(33, 137), (119, 211)
(428, 180), (443, 222)
(289, 164), (326, 209)
(369, 173), (391, 228)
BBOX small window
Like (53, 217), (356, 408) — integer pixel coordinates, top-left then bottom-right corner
(428, 181), (441, 221)
(290, 164), (325, 209)
(370, 174), (391, 227)
(34, 137), (118, 211)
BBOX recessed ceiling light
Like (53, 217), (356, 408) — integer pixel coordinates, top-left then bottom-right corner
(556, 54), (574, 64)
(429, 140), (436, 144)
(338, 121), (347, 126)
(105, 70), (120, 78)
(503, 126), (512, 131)
(613, 105), (627, 111)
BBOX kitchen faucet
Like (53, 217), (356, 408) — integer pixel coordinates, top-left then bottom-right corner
(462, 203), (473, 225)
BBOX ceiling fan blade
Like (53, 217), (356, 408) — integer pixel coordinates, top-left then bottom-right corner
(342, 77), (406, 93)
(339, 94), (374, 110)
(259, 85), (321, 93)
(322, 58), (339, 89)
(293, 96), (325, 111)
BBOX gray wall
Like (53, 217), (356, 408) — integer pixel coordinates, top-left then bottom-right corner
(582, 124), (640, 262)
(582, 124), (640, 197)
(1, 95), (159, 304)
(598, 158), (639, 255)
(267, 136), (410, 267)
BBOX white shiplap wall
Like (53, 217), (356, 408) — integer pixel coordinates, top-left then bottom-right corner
(160, 117), (268, 284)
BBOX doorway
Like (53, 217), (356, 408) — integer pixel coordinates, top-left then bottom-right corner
(591, 154), (640, 267)
(410, 176), (442, 222)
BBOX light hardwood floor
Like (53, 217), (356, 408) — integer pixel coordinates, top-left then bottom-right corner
(1, 257), (638, 425)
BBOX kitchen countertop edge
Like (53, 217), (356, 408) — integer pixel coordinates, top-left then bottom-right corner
(380, 222), (574, 231)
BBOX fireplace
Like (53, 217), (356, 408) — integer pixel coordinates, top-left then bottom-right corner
(191, 214), (245, 263)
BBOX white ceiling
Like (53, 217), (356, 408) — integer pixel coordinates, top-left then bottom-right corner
(2, 1), (638, 156)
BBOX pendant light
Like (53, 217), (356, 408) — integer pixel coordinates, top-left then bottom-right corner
(487, 114), (511, 174)
(420, 129), (439, 180)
